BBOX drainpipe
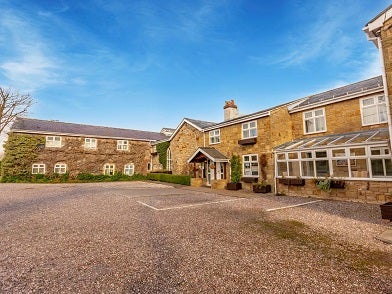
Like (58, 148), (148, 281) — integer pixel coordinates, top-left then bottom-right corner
(273, 151), (278, 195)
(373, 36), (392, 150)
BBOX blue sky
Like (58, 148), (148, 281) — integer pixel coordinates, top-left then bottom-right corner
(0, 0), (390, 132)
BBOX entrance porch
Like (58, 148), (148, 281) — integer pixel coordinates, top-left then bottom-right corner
(187, 147), (229, 189)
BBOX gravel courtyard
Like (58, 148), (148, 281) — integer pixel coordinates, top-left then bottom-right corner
(0, 181), (391, 293)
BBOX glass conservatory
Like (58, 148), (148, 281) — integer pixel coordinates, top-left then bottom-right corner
(274, 128), (392, 180)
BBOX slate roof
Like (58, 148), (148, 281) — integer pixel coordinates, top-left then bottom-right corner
(199, 147), (228, 161)
(290, 76), (383, 111)
(188, 147), (229, 163)
(11, 117), (167, 141)
(185, 118), (217, 129)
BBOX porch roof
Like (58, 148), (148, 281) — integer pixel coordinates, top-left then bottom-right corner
(187, 147), (229, 163)
(274, 128), (390, 152)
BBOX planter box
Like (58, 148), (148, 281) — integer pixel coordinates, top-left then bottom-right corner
(380, 202), (392, 221)
(238, 138), (257, 145)
(253, 184), (272, 193)
(289, 179), (305, 186)
(278, 178), (290, 185)
(278, 178), (305, 186)
(330, 180), (345, 189)
(226, 182), (242, 190)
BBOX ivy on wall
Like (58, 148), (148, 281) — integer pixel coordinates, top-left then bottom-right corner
(156, 141), (170, 170)
(1, 133), (45, 178)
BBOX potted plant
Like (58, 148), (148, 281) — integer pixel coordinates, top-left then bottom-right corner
(315, 178), (331, 192)
(226, 155), (242, 190)
(253, 180), (272, 193)
(380, 202), (392, 221)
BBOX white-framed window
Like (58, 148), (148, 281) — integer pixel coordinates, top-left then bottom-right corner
(103, 163), (115, 175)
(242, 121), (257, 139)
(84, 138), (97, 149)
(167, 148), (172, 171)
(360, 96), (387, 126)
(370, 147), (392, 177)
(209, 129), (220, 144)
(117, 140), (129, 150)
(54, 163), (67, 174)
(124, 163), (135, 176)
(32, 163), (45, 174)
(243, 154), (259, 177)
(46, 136), (62, 148)
(303, 108), (326, 134)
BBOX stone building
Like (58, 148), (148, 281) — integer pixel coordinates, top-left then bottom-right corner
(3, 5), (392, 203)
(4, 118), (168, 177)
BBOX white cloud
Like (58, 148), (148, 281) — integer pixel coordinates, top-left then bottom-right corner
(271, 2), (357, 67)
(0, 12), (59, 92)
(358, 51), (382, 80)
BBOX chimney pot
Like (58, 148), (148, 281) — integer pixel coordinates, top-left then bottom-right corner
(224, 99), (239, 121)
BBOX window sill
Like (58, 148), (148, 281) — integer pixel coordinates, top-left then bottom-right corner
(303, 130), (327, 135)
(238, 137), (257, 145)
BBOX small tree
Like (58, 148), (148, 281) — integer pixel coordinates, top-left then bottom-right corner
(230, 155), (242, 183)
(0, 87), (34, 134)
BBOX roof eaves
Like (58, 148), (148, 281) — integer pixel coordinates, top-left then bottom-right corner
(11, 129), (158, 142)
(288, 86), (384, 114)
(203, 111), (270, 131)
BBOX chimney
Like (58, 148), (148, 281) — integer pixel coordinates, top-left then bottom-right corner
(223, 99), (239, 121)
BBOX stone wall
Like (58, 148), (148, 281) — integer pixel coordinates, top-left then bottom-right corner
(170, 123), (204, 175)
(15, 133), (151, 176)
(205, 115), (275, 187)
(290, 95), (387, 139)
(277, 179), (392, 204)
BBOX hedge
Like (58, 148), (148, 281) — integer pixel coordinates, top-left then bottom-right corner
(1, 172), (146, 183)
(147, 173), (190, 186)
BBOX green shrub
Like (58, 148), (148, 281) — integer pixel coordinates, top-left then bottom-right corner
(1, 171), (146, 183)
(76, 172), (147, 183)
(156, 141), (170, 169)
(230, 155), (242, 183)
(147, 173), (190, 186)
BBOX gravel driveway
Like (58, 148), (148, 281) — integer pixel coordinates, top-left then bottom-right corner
(0, 181), (391, 293)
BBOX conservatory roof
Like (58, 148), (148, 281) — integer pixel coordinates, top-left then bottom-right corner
(274, 128), (390, 151)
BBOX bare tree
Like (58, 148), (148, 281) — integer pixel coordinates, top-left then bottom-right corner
(0, 87), (34, 134)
